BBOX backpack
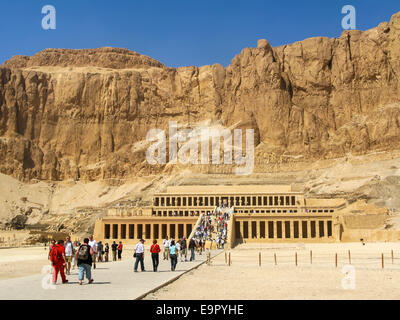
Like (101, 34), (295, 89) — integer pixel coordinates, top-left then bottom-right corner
(78, 244), (90, 260)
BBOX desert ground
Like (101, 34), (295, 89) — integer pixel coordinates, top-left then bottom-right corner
(144, 242), (400, 300)
(2, 242), (400, 299)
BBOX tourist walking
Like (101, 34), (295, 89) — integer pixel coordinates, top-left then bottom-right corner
(72, 241), (79, 270)
(111, 241), (118, 261)
(49, 240), (68, 284)
(150, 240), (161, 272)
(76, 238), (94, 285)
(189, 238), (196, 261)
(163, 236), (170, 260)
(197, 239), (203, 255)
(117, 241), (123, 260)
(88, 235), (98, 269)
(104, 243), (109, 262)
(176, 240), (182, 262)
(169, 240), (178, 271)
(48, 239), (56, 261)
(64, 236), (74, 275)
(134, 239), (145, 272)
(98, 241), (104, 262)
(181, 237), (188, 262)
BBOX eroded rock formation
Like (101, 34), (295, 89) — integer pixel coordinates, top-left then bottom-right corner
(1, 13), (400, 182)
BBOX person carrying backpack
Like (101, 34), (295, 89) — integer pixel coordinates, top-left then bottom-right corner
(50, 240), (68, 284)
(181, 238), (188, 262)
(104, 243), (109, 262)
(76, 238), (94, 285)
(111, 241), (118, 261)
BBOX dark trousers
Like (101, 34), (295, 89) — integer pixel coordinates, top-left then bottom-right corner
(151, 253), (159, 271)
(190, 248), (195, 261)
(134, 253), (145, 271)
(170, 254), (178, 271)
(118, 250), (122, 260)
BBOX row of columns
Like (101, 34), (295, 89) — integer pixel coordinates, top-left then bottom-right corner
(104, 223), (193, 240)
(236, 219), (332, 239)
(154, 195), (297, 207)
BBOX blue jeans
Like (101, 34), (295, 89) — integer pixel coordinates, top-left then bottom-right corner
(134, 253), (145, 271)
(170, 254), (177, 270)
(78, 263), (92, 281)
(190, 248), (195, 261)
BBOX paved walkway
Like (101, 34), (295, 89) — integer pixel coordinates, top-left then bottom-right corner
(0, 250), (220, 300)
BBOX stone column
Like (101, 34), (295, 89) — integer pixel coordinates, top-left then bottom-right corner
(300, 220), (304, 239)
(307, 220), (311, 239)
(239, 221), (244, 240)
(324, 220), (329, 238)
(256, 220), (261, 239)
(273, 221), (277, 239)
(290, 220), (294, 239)
(183, 223), (187, 238)
(150, 224), (154, 240)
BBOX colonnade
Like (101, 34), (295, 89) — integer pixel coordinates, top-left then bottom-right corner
(154, 194), (298, 207)
(103, 222), (194, 240)
(234, 219), (333, 240)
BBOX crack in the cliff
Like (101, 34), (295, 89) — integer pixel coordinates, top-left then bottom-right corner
(346, 33), (353, 62)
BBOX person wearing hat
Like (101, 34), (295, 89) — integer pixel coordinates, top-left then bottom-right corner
(134, 239), (146, 272)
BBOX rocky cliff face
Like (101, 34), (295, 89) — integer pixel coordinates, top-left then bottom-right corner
(1, 13), (400, 182)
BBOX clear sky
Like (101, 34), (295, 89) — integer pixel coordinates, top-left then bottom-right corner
(0, 0), (399, 67)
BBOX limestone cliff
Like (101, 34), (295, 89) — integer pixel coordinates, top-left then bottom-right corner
(1, 13), (400, 182)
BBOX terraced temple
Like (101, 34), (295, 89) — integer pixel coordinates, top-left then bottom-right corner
(94, 185), (347, 246)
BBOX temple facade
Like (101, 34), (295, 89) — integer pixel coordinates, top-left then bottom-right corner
(94, 185), (346, 246)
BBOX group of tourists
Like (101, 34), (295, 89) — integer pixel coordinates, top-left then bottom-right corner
(193, 205), (230, 250)
(47, 235), (124, 285)
(133, 236), (198, 272)
(47, 204), (231, 284)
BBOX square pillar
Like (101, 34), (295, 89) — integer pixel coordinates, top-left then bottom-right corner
(290, 220), (294, 239)
(273, 221), (277, 239)
(324, 220), (329, 238)
(150, 224), (154, 240)
(239, 221), (244, 239)
(184, 223), (187, 238)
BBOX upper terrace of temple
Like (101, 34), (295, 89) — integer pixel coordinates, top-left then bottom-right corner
(163, 185), (294, 194)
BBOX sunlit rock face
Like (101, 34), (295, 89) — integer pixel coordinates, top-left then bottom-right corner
(1, 13), (400, 182)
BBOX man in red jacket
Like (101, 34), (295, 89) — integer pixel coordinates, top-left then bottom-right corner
(50, 240), (68, 284)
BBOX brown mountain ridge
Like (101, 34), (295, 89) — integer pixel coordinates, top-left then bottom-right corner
(1, 12), (400, 182)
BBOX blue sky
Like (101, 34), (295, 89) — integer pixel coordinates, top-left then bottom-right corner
(0, 0), (399, 67)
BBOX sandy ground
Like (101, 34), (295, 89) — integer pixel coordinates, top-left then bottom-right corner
(3, 243), (400, 299)
(0, 245), (137, 281)
(144, 242), (400, 300)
